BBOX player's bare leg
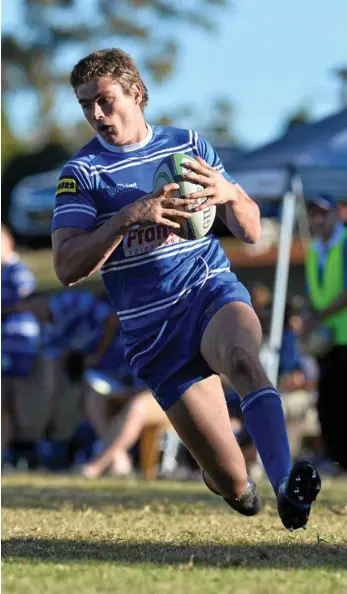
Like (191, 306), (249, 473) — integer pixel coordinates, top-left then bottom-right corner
(166, 374), (261, 515)
(201, 301), (321, 530)
(201, 301), (266, 396)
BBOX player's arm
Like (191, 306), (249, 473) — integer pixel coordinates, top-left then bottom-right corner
(216, 183), (261, 244)
(185, 133), (261, 244)
(53, 220), (128, 287)
(53, 171), (197, 286)
(52, 166), (129, 286)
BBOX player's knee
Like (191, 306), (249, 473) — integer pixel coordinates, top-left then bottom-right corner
(224, 344), (262, 386)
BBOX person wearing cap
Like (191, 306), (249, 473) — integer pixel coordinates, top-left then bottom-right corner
(303, 194), (347, 471)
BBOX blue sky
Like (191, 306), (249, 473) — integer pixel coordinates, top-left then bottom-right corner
(3, 0), (347, 149)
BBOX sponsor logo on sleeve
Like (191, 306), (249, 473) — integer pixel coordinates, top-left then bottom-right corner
(56, 177), (79, 196)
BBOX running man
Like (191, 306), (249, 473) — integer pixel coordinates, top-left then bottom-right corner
(51, 48), (321, 530)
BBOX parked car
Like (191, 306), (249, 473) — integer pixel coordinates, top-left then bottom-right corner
(8, 169), (61, 243)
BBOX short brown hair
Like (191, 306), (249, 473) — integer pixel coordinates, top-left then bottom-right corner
(70, 48), (149, 110)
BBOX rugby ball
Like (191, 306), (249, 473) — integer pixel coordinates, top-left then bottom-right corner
(153, 153), (216, 240)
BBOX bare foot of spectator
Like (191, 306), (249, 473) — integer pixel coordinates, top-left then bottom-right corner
(81, 462), (103, 480)
(109, 451), (133, 476)
(82, 450), (133, 479)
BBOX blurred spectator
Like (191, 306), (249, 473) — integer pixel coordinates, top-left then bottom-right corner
(83, 328), (138, 440)
(302, 194), (347, 470)
(338, 201), (347, 226)
(277, 303), (320, 459)
(81, 330), (169, 478)
(82, 390), (169, 479)
(1, 225), (41, 467)
(250, 282), (272, 317)
(16, 289), (119, 469)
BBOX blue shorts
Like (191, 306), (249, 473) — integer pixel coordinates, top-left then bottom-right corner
(123, 275), (253, 410)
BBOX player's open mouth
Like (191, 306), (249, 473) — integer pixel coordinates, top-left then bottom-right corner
(98, 124), (114, 135)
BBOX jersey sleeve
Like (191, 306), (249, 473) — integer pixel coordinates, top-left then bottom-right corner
(193, 131), (235, 184)
(51, 160), (97, 233)
(13, 262), (37, 299)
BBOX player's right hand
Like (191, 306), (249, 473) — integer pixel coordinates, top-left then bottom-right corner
(119, 183), (196, 229)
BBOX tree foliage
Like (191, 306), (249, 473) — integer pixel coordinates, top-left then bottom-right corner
(203, 99), (236, 143)
(2, 0), (229, 143)
(282, 107), (312, 134)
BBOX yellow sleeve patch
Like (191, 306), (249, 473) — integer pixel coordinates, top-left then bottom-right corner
(56, 177), (79, 196)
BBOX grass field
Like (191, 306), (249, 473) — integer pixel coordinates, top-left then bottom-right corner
(2, 474), (347, 594)
(19, 249), (98, 292)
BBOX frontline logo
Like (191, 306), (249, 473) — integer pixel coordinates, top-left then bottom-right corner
(123, 225), (185, 257)
(106, 183), (137, 196)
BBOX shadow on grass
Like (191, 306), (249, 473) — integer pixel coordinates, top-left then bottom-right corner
(2, 537), (347, 569)
(1, 483), (345, 513)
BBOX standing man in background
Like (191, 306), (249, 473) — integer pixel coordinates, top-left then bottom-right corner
(303, 194), (347, 471)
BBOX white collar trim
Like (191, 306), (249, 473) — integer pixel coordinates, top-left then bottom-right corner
(97, 124), (153, 153)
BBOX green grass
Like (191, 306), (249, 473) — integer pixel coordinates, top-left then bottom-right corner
(2, 474), (347, 594)
(19, 249), (100, 292)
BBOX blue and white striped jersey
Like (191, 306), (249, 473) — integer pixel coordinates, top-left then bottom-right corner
(52, 125), (236, 332)
(42, 290), (112, 358)
(1, 254), (41, 355)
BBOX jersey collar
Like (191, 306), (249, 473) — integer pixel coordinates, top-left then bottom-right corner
(97, 124), (153, 153)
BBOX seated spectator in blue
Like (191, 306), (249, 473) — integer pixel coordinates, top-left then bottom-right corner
(81, 328), (168, 479)
(83, 327), (146, 448)
(278, 309), (305, 388)
(17, 289), (119, 469)
(1, 225), (41, 467)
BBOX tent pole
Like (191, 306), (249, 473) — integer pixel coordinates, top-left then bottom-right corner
(265, 175), (302, 386)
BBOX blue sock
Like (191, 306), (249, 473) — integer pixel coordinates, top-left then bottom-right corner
(240, 387), (291, 494)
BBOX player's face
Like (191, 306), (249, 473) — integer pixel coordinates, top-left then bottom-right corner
(76, 77), (144, 145)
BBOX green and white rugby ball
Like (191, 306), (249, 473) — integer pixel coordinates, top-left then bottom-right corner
(153, 153), (216, 240)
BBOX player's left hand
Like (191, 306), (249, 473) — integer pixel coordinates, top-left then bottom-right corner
(181, 156), (238, 211)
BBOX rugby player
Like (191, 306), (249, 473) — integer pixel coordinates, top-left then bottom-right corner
(51, 48), (321, 530)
